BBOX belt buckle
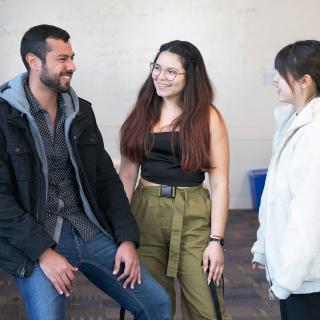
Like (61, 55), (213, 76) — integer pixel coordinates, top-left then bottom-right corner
(159, 185), (176, 198)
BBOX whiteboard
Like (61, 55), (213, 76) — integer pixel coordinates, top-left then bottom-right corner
(1, 0), (320, 207)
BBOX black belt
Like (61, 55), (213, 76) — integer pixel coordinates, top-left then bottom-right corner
(140, 182), (203, 199)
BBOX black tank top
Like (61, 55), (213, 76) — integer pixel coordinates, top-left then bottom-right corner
(140, 132), (205, 187)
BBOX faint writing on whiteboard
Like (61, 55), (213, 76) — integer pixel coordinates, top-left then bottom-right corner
(0, 0), (25, 6)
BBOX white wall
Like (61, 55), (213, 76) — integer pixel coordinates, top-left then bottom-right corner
(1, 0), (319, 208)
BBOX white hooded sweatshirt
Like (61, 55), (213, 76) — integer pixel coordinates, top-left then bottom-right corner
(251, 97), (320, 299)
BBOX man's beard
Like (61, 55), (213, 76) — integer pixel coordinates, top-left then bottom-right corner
(40, 64), (72, 93)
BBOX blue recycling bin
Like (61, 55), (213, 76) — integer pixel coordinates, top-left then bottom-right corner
(248, 169), (268, 212)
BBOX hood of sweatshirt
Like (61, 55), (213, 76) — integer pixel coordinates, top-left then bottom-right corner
(0, 72), (79, 116)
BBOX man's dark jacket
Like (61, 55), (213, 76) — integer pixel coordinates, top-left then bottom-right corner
(0, 96), (139, 277)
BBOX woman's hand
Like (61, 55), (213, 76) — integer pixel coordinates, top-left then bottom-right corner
(202, 242), (224, 286)
(252, 262), (265, 270)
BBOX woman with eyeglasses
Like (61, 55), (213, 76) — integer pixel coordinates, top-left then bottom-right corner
(119, 40), (230, 320)
(251, 40), (320, 320)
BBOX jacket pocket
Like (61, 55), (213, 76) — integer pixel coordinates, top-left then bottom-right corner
(76, 132), (98, 180)
(77, 132), (98, 146)
(7, 138), (34, 181)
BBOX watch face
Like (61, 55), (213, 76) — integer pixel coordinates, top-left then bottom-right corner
(208, 237), (224, 246)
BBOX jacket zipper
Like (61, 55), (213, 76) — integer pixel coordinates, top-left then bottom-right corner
(70, 134), (110, 237)
(71, 135), (99, 214)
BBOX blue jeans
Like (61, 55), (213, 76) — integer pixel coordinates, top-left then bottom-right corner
(14, 220), (171, 320)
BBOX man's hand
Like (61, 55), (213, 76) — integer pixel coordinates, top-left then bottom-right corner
(39, 248), (78, 297)
(113, 241), (141, 289)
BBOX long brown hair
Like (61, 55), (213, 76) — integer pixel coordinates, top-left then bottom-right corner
(120, 40), (215, 172)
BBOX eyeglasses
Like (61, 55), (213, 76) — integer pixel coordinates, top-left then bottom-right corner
(150, 62), (186, 81)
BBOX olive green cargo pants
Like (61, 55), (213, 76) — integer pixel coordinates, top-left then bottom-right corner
(131, 184), (230, 320)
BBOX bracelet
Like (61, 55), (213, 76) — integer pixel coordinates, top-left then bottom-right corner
(209, 234), (223, 239)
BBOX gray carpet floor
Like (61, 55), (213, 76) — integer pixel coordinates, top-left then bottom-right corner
(0, 210), (280, 319)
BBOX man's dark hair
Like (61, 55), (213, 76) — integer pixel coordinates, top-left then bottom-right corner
(20, 24), (70, 72)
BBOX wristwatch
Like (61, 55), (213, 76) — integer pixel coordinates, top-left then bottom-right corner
(208, 237), (225, 247)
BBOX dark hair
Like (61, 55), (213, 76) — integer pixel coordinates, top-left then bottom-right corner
(120, 40), (217, 172)
(275, 40), (320, 94)
(20, 24), (70, 72)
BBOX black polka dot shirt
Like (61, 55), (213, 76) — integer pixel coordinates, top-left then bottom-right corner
(23, 80), (100, 241)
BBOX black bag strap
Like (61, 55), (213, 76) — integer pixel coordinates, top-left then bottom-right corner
(208, 275), (224, 320)
(119, 306), (125, 320)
